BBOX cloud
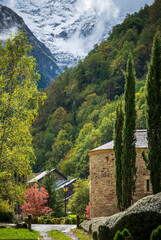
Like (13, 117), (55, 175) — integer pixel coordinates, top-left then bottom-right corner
(65, 0), (154, 58)
(9, 0), (16, 7)
(0, 27), (18, 41)
(62, 0), (120, 57)
(76, 0), (120, 20)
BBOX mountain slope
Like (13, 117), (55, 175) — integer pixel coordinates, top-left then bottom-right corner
(0, 4), (61, 88)
(31, 0), (161, 176)
(0, 0), (154, 69)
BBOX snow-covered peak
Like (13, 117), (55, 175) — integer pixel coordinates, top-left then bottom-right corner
(0, 0), (154, 69)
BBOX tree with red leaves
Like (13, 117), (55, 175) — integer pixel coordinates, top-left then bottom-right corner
(21, 184), (52, 217)
(84, 202), (90, 219)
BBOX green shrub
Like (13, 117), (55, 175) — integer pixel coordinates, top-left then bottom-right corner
(122, 228), (131, 238)
(46, 219), (52, 224)
(150, 225), (161, 240)
(0, 212), (13, 223)
(51, 218), (58, 224)
(38, 216), (44, 224)
(31, 217), (38, 224)
(23, 217), (28, 223)
(113, 231), (124, 240)
(97, 212), (161, 240)
(113, 229), (131, 240)
(70, 217), (76, 224)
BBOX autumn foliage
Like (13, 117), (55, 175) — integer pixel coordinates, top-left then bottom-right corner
(84, 202), (90, 219)
(21, 184), (52, 217)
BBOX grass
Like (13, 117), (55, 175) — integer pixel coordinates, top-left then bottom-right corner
(72, 228), (93, 240)
(48, 230), (71, 240)
(0, 228), (42, 239)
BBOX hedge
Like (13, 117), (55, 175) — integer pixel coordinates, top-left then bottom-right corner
(0, 212), (13, 223)
(95, 212), (161, 240)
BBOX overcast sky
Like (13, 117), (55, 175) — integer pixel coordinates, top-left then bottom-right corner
(77, 0), (154, 16)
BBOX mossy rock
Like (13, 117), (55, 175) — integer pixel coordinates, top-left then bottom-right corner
(81, 193), (161, 240)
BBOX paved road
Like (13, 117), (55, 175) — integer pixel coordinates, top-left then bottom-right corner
(32, 224), (79, 240)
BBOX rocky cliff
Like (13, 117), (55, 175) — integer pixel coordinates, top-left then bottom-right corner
(0, 4), (61, 89)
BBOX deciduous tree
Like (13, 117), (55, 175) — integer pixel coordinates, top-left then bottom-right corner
(67, 179), (89, 216)
(0, 31), (44, 210)
(21, 184), (52, 217)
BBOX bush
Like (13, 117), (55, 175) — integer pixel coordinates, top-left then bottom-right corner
(150, 225), (161, 240)
(97, 212), (161, 240)
(0, 212), (13, 223)
(122, 228), (131, 238)
(51, 218), (60, 224)
(113, 229), (131, 240)
(113, 231), (124, 240)
(45, 219), (52, 224)
(31, 217), (38, 224)
(12, 215), (23, 224)
(38, 216), (44, 224)
(29, 215), (79, 224)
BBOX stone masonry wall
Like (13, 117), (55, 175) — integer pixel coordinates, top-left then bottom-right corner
(89, 148), (152, 218)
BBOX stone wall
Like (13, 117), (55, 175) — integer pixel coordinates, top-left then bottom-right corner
(89, 148), (152, 218)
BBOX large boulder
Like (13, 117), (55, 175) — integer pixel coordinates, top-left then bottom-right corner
(81, 193), (161, 240)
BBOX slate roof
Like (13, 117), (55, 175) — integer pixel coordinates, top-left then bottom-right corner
(27, 168), (66, 183)
(90, 129), (148, 153)
(55, 177), (79, 190)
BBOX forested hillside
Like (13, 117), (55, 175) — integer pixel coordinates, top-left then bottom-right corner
(32, 0), (161, 178)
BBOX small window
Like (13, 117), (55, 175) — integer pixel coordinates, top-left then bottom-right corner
(146, 179), (150, 192)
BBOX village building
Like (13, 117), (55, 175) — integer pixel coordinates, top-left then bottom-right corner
(27, 168), (78, 201)
(89, 129), (152, 218)
(27, 168), (67, 185)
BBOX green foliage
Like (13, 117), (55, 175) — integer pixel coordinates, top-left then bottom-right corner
(0, 31), (44, 210)
(32, 0), (161, 178)
(122, 54), (136, 210)
(0, 212), (13, 223)
(114, 102), (124, 211)
(67, 179), (89, 216)
(113, 228), (131, 240)
(150, 225), (161, 240)
(145, 32), (161, 194)
(41, 170), (64, 217)
(97, 212), (161, 240)
(122, 228), (131, 238)
(113, 231), (124, 240)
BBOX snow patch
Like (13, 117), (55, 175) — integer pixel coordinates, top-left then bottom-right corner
(0, 0), (154, 69)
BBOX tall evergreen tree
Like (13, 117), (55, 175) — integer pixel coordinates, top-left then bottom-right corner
(114, 102), (124, 211)
(122, 54), (136, 210)
(146, 32), (161, 194)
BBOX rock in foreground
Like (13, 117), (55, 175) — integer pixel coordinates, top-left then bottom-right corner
(81, 193), (161, 240)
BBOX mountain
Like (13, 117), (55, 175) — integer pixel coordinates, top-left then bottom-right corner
(0, 4), (61, 89)
(0, 0), (154, 70)
(31, 0), (161, 175)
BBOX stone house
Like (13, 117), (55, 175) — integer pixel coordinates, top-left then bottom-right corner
(89, 129), (152, 218)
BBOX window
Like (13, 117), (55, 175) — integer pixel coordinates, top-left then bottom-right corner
(146, 179), (150, 192)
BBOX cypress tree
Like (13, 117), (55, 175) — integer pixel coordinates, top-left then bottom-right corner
(146, 32), (161, 194)
(122, 54), (136, 210)
(114, 102), (124, 211)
